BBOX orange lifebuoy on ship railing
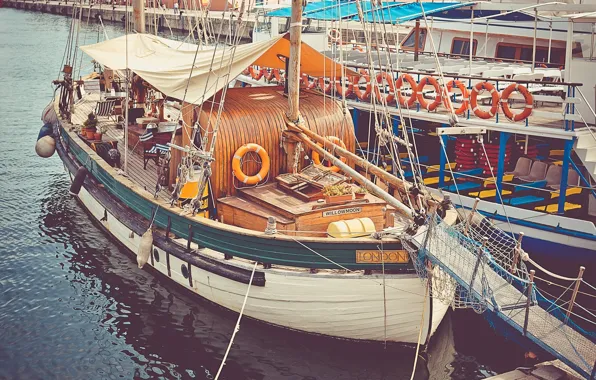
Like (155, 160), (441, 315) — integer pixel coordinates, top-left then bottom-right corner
(311, 136), (347, 173)
(470, 82), (499, 119)
(500, 83), (533, 122)
(416, 76), (442, 111)
(267, 68), (282, 82)
(443, 80), (469, 115)
(248, 66), (264, 81)
(334, 78), (354, 98)
(353, 75), (370, 100)
(395, 74), (418, 108)
(318, 78), (334, 94)
(372, 72), (396, 104)
(301, 73), (317, 90)
(353, 45), (364, 52)
(232, 143), (271, 185)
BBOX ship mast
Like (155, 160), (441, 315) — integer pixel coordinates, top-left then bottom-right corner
(287, 0), (303, 124)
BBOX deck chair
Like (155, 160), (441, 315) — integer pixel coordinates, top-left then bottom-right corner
(506, 157), (532, 178)
(142, 132), (170, 169)
(550, 169), (580, 190)
(544, 165), (563, 188)
(94, 100), (117, 122)
(517, 161), (548, 182)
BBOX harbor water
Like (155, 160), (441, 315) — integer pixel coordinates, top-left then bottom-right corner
(0, 8), (552, 379)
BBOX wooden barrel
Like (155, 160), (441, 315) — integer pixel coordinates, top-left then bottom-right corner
(198, 87), (355, 200)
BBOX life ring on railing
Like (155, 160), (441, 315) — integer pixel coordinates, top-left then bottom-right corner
(334, 78), (354, 98)
(395, 74), (418, 108)
(353, 45), (364, 52)
(539, 63), (548, 68)
(372, 72), (396, 104)
(353, 75), (370, 100)
(248, 66), (264, 81)
(500, 83), (533, 122)
(443, 80), (469, 115)
(470, 82), (499, 119)
(301, 73), (317, 89)
(328, 28), (341, 43)
(267, 68), (282, 82)
(416, 76), (442, 111)
(311, 136), (347, 173)
(318, 78), (334, 94)
(232, 143), (271, 185)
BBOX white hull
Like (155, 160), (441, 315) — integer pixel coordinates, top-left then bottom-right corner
(75, 183), (449, 344)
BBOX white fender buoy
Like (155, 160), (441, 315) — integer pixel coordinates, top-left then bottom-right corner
(35, 123), (56, 158)
(41, 101), (58, 125)
(137, 229), (153, 269)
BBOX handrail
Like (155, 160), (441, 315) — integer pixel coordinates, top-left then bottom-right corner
(570, 159), (596, 200)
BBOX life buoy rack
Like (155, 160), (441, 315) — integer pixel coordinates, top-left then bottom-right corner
(443, 80), (469, 115)
(500, 84), (533, 122)
(416, 76), (442, 111)
(353, 75), (370, 100)
(373, 72), (395, 104)
(248, 66), (264, 81)
(334, 78), (354, 98)
(311, 136), (347, 173)
(328, 28), (341, 43)
(470, 82), (499, 119)
(232, 143), (271, 185)
(395, 74), (418, 108)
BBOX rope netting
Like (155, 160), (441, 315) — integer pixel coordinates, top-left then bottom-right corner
(402, 213), (595, 376)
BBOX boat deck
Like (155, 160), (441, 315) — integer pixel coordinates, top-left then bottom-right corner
(71, 93), (171, 202)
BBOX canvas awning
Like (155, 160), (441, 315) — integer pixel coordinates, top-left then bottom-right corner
(80, 34), (355, 105)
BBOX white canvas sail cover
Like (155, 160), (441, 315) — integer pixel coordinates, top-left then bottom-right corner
(81, 34), (355, 105)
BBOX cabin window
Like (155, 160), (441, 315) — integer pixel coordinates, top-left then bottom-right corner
(401, 28), (426, 51)
(496, 43), (566, 64)
(451, 38), (477, 56)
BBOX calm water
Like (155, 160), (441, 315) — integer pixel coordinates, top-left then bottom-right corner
(0, 8), (531, 379)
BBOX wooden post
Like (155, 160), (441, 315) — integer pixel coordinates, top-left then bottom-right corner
(169, 102), (194, 186)
(286, 0), (303, 124)
(133, 0), (145, 33)
(186, 224), (193, 251)
(565, 266), (585, 323)
(510, 232), (524, 274)
(523, 269), (535, 336)
(414, 20), (420, 62)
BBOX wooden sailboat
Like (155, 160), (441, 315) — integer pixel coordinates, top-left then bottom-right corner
(37, 0), (457, 344)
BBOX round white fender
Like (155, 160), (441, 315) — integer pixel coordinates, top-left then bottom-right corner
(137, 229), (153, 269)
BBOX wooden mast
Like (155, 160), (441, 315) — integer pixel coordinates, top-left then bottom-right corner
(133, 0), (146, 33)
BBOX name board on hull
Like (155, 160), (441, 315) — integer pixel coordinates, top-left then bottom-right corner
(356, 250), (409, 264)
(322, 207), (362, 217)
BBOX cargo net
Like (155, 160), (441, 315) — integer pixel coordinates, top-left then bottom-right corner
(402, 211), (530, 313)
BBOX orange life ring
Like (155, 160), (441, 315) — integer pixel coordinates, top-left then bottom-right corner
(539, 63), (547, 68)
(416, 76), (442, 111)
(232, 143), (271, 185)
(242, 67), (250, 76)
(353, 75), (370, 100)
(470, 82), (499, 119)
(334, 78), (353, 98)
(318, 78), (334, 94)
(301, 73), (317, 89)
(372, 72), (396, 104)
(328, 28), (341, 43)
(311, 136), (347, 173)
(443, 80), (469, 115)
(248, 66), (264, 81)
(500, 84), (533, 122)
(395, 74), (418, 108)
(353, 45), (364, 52)
(267, 68), (282, 82)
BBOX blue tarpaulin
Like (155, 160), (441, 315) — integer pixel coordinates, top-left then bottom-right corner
(266, 1), (474, 23)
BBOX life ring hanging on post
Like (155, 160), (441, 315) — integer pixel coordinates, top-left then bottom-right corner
(232, 143), (271, 185)
(470, 82), (499, 119)
(353, 75), (370, 100)
(395, 74), (418, 108)
(416, 76), (442, 111)
(328, 28), (341, 44)
(311, 136), (347, 173)
(443, 80), (469, 115)
(500, 84), (533, 122)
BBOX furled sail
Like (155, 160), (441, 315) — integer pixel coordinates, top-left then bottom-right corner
(80, 33), (355, 105)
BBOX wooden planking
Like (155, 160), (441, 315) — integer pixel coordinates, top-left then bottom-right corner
(197, 87), (356, 201)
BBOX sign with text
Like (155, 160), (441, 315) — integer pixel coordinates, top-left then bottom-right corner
(322, 207), (362, 217)
(355, 250), (409, 264)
